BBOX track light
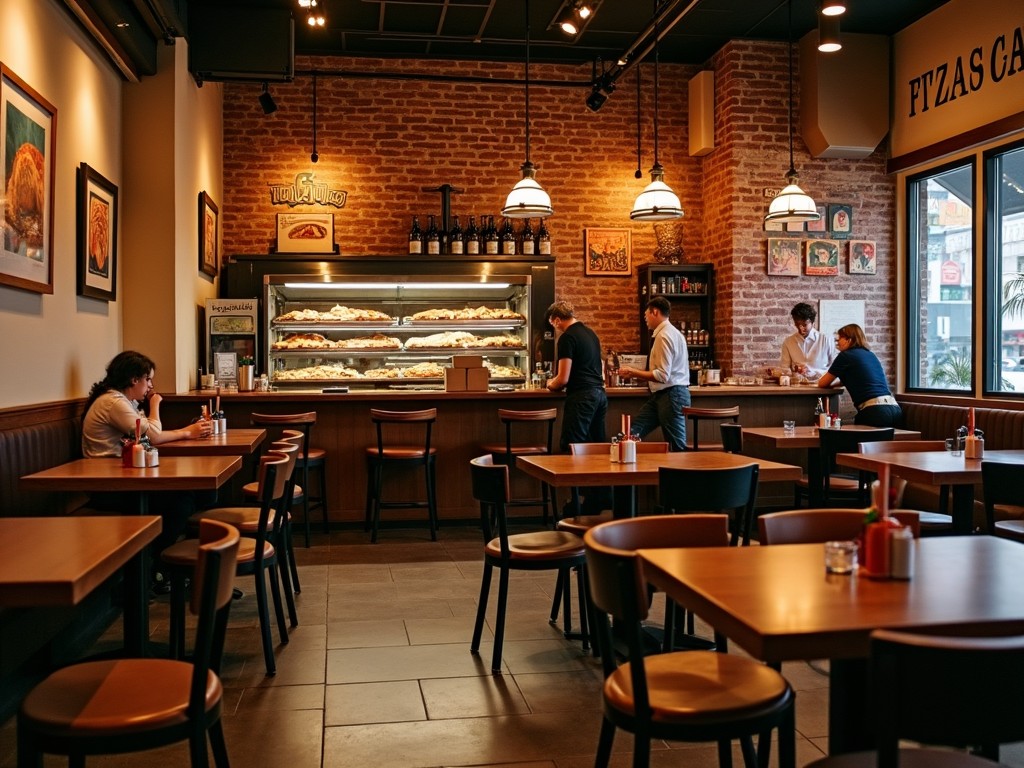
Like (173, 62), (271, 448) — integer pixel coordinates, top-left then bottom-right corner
(258, 82), (277, 115)
(304, 0), (325, 27)
(818, 15), (842, 53)
(585, 89), (608, 111)
(820, 0), (846, 16)
(556, 1), (596, 37)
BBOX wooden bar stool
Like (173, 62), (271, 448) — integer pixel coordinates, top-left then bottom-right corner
(480, 408), (558, 525)
(364, 408), (438, 543)
(682, 406), (739, 450)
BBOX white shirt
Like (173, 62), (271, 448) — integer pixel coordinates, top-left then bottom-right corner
(780, 327), (836, 378)
(648, 320), (689, 392)
(82, 390), (164, 457)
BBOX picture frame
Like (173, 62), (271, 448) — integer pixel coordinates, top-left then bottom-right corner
(76, 163), (117, 301)
(785, 220), (804, 233)
(213, 351), (237, 385)
(828, 203), (853, 238)
(849, 240), (877, 274)
(766, 238), (802, 276)
(0, 63), (56, 294)
(276, 212), (336, 254)
(584, 227), (631, 276)
(805, 204), (827, 233)
(805, 239), (840, 276)
(198, 191), (218, 277)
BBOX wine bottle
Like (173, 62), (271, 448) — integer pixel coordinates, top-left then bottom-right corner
(537, 218), (551, 255)
(485, 216), (499, 255)
(425, 215), (440, 255)
(408, 215), (422, 255)
(449, 215), (464, 255)
(465, 216), (480, 255)
(521, 218), (535, 255)
(500, 218), (516, 255)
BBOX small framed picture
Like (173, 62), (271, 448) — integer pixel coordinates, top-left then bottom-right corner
(767, 238), (801, 276)
(785, 220), (804, 233)
(806, 239), (840, 276)
(805, 204), (827, 232)
(849, 240), (877, 274)
(214, 351), (237, 385)
(76, 163), (117, 301)
(198, 191), (218, 277)
(764, 219), (784, 232)
(584, 227), (631, 276)
(828, 203), (853, 238)
(276, 212), (336, 254)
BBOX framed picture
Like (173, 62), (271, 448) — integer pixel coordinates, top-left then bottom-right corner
(805, 204), (827, 233)
(849, 240), (877, 274)
(198, 191), (218, 277)
(785, 220), (804, 233)
(766, 238), (802, 276)
(584, 227), (631, 276)
(764, 219), (784, 232)
(76, 163), (117, 301)
(214, 352), (237, 385)
(276, 212), (335, 254)
(0, 64), (56, 294)
(806, 239), (840, 276)
(828, 203), (853, 238)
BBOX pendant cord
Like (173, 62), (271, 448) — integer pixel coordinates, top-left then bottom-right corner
(635, 66), (643, 178)
(652, 0), (660, 167)
(524, 0), (531, 165)
(311, 75), (319, 162)
(787, 0), (795, 175)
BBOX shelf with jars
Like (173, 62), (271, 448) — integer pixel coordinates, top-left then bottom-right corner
(638, 263), (715, 384)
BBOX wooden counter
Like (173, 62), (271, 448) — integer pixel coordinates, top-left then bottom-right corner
(162, 385), (840, 526)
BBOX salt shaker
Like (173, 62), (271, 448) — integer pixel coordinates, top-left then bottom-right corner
(145, 447), (160, 467)
(610, 437), (619, 463)
(890, 527), (914, 579)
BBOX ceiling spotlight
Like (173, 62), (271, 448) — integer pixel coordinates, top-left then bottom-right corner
(307, 11), (325, 27)
(559, 16), (578, 35)
(577, 3), (593, 19)
(820, 0), (846, 16)
(585, 89), (608, 111)
(298, 0), (313, 7)
(556, 1), (597, 37)
(258, 82), (277, 114)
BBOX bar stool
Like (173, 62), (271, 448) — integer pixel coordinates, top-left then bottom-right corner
(250, 412), (329, 547)
(365, 408), (438, 543)
(682, 406), (739, 450)
(479, 408), (557, 525)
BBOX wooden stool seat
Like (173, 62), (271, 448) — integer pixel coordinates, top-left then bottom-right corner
(479, 443), (548, 457)
(556, 513), (612, 536)
(995, 520), (1024, 543)
(365, 446), (436, 460)
(682, 406), (739, 450)
(484, 530), (584, 560)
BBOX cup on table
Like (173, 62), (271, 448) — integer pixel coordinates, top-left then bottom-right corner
(824, 540), (858, 574)
(945, 437), (963, 456)
(782, 420), (796, 435)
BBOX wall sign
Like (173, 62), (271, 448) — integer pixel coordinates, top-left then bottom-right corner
(269, 171), (347, 208)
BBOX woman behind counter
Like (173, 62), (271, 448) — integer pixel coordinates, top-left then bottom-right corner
(818, 324), (902, 427)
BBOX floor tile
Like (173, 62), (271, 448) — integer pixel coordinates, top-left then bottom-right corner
(325, 680), (426, 725)
(420, 675), (530, 719)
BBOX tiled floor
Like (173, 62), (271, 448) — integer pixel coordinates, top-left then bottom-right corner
(3, 524), (1024, 768)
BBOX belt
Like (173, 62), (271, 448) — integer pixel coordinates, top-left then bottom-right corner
(857, 395), (898, 410)
(652, 384), (687, 395)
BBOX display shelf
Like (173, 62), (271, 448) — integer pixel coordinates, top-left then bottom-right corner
(638, 264), (714, 383)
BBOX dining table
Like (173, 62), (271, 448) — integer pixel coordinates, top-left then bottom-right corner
(0, 516), (161, 657)
(638, 536), (1024, 755)
(517, 451), (802, 518)
(155, 427), (266, 456)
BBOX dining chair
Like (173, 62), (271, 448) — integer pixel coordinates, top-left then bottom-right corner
(585, 515), (796, 768)
(480, 407), (558, 525)
(806, 629), (1024, 767)
(757, 508), (921, 545)
(657, 463), (760, 545)
(682, 406), (740, 450)
(858, 440), (954, 534)
(982, 460), (1024, 541)
(720, 422), (744, 453)
(794, 427), (894, 507)
(469, 455), (589, 673)
(18, 519), (240, 768)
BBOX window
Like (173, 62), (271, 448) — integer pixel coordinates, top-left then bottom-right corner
(906, 162), (974, 392)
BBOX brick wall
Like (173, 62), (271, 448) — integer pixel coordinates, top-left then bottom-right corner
(222, 44), (896, 378)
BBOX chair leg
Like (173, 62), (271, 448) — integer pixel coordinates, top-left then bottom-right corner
(277, 541), (299, 627)
(778, 699), (796, 768)
(739, 734), (758, 767)
(189, 730), (211, 768)
(490, 566), (510, 673)
(426, 458), (438, 541)
(268, 563), (290, 641)
(168, 568), (188, 660)
(594, 717), (616, 768)
(756, 729), (773, 768)
(285, 518), (301, 594)
(471, 563), (492, 653)
(364, 460), (374, 533)
(549, 570), (565, 624)
(209, 719), (230, 768)
(561, 567), (573, 635)
(253, 567), (277, 675)
(632, 733), (651, 768)
(16, 721), (42, 768)
(717, 739), (734, 768)
(320, 463), (330, 533)
(301, 463), (312, 549)
(371, 462), (383, 544)
(574, 565), (590, 651)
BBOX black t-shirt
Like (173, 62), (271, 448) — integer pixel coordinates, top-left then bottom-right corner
(557, 321), (605, 393)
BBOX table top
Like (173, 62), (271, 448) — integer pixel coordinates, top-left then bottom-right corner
(20, 455), (243, 492)
(835, 449), (1024, 487)
(742, 425), (922, 449)
(517, 451), (802, 487)
(156, 428), (266, 456)
(0, 516), (161, 606)
(639, 537), (1024, 663)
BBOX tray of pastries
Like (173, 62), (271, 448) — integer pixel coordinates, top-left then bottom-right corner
(271, 333), (403, 350)
(403, 306), (525, 324)
(485, 362), (526, 380)
(273, 364), (363, 381)
(272, 305), (395, 324)
(404, 331), (526, 350)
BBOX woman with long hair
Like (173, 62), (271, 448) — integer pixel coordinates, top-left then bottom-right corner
(818, 324), (902, 427)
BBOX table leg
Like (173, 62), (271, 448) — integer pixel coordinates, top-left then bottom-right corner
(829, 657), (871, 754)
(612, 486), (637, 519)
(951, 485), (975, 534)
(807, 447), (824, 507)
(122, 546), (151, 657)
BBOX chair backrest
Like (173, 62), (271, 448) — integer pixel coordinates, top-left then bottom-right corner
(819, 427), (894, 502)
(858, 440), (946, 454)
(251, 452), (291, 548)
(757, 508), (920, 544)
(982, 461), (1024, 534)
(250, 412), (316, 461)
(570, 441), (670, 455)
(869, 629), (1024, 763)
(657, 463), (759, 545)
(496, 408), (557, 457)
(720, 423), (743, 453)
(469, 454), (513, 553)
(370, 408), (436, 455)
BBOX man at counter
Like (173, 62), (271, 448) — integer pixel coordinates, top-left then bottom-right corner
(617, 297), (689, 451)
(780, 302), (836, 379)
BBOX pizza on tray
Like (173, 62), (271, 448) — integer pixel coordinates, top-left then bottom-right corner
(273, 305), (394, 323)
(274, 365), (362, 381)
(405, 331), (479, 349)
(409, 306), (524, 321)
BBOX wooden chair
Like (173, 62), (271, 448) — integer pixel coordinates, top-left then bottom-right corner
(18, 519), (240, 768)
(163, 452), (292, 675)
(658, 463), (760, 545)
(758, 508), (921, 544)
(585, 515), (796, 768)
(720, 422), (743, 453)
(480, 407), (558, 525)
(983, 460), (1024, 541)
(682, 406), (739, 450)
(469, 455), (589, 673)
(364, 408), (438, 543)
(859, 440), (954, 534)
(794, 427), (894, 507)
(806, 629), (1024, 767)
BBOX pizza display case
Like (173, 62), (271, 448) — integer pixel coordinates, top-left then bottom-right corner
(264, 274), (533, 389)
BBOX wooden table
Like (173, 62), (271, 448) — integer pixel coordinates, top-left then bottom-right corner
(517, 451), (801, 517)
(836, 449), (1024, 534)
(156, 428), (266, 456)
(638, 537), (1024, 754)
(0, 516), (161, 656)
(742, 425), (922, 506)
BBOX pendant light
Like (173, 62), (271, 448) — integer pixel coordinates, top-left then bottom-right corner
(310, 75), (319, 163)
(765, 0), (819, 224)
(502, 0), (553, 219)
(630, 0), (682, 222)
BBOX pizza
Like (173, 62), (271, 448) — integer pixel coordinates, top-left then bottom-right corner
(485, 362), (526, 379)
(401, 362), (446, 378)
(405, 331), (479, 349)
(272, 332), (336, 350)
(335, 334), (402, 350)
(273, 305), (394, 323)
(274, 364), (362, 380)
(288, 222), (327, 240)
(410, 306), (525, 321)
(466, 335), (525, 349)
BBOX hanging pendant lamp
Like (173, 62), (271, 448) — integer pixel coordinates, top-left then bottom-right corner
(503, 0), (553, 219)
(765, 0), (819, 224)
(630, 0), (682, 222)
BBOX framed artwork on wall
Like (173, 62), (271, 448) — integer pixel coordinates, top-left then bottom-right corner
(805, 239), (840, 275)
(198, 191), (218, 277)
(76, 163), (117, 301)
(0, 63), (56, 294)
(849, 240), (877, 274)
(805, 204), (827, 233)
(766, 238), (801, 276)
(828, 203), (853, 238)
(276, 212), (336, 254)
(584, 227), (631, 276)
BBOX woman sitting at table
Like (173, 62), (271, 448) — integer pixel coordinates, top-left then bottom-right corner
(82, 351), (213, 590)
(818, 324), (902, 427)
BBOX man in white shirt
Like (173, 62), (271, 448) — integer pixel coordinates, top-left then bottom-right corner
(780, 302), (836, 378)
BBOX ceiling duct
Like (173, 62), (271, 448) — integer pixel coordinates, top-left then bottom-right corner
(188, 5), (295, 85)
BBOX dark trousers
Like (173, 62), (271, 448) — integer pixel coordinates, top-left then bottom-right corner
(854, 404), (902, 427)
(560, 386), (611, 514)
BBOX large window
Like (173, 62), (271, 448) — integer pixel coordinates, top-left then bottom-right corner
(906, 162), (974, 392)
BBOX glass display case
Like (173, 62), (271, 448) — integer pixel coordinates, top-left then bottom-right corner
(264, 274), (531, 389)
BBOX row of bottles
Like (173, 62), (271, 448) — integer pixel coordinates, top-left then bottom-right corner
(651, 276), (707, 295)
(408, 215), (551, 256)
(680, 322), (709, 346)
(688, 350), (714, 371)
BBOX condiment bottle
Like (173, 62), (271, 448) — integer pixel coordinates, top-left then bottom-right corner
(890, 527), (914, 579)
(863, 465), (901, 578)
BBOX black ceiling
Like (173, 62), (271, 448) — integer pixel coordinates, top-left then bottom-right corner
(68, 0), (952, 80)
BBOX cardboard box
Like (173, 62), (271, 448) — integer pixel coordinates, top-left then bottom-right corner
(466, 367), (490, 391)
(453, 355), (484, 369)
(444, 368), (467, 391)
